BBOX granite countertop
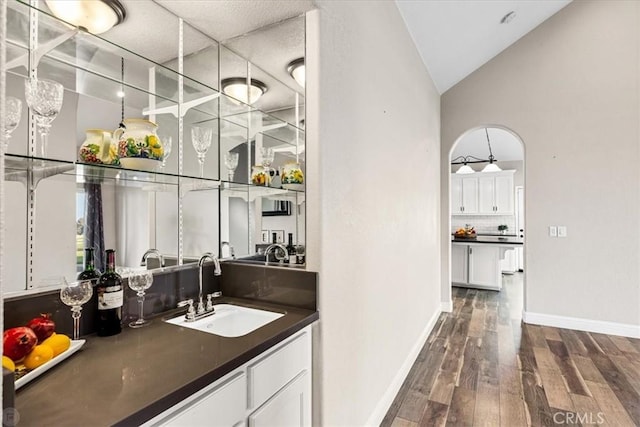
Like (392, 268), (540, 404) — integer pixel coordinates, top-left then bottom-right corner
(14, 298), (318, 427)
(451, 234), (523, 245)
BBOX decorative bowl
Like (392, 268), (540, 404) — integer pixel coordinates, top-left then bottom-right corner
(119, 157), (160, 172)
(282, 183), (304, 191)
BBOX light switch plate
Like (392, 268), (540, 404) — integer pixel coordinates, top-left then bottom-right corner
(557, 226), (567, 237)
(549, 226), (557, 237)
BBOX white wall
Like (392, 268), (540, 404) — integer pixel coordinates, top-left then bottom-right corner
(307, 1), (442, 425)
(441, 1), (640, 331)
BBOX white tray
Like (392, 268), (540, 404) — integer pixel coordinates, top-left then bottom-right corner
(15, 339), (85, 390)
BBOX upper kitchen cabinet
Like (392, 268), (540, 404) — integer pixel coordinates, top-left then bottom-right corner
(451, 171), (514, 215)
(451, 175), (478, 214)
(2, 1), (307, 293)
(478, 171), (514, 215)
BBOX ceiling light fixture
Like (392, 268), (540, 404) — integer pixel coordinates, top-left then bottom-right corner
(45, 0), (127, 35)
(287, 58), (305, 88)
(451, 128), (502, 173)
(221, 78), (268, 105)
(500, 11), (516, 24)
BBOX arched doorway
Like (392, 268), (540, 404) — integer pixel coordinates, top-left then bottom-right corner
(447, 125), (526, 318)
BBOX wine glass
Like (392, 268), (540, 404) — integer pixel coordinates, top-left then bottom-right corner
(24, 78), (64, 158)
(60, 278), (93, 340)
(260, 147), (274, 187)
(128, 270), (153, 328)
(224, 151), (239, 182)
(3, 96), (22, 150)
(191, 126), (213, 177)
(161, 135), (172, 170)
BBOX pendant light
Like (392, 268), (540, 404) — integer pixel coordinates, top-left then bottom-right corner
(481, 128), (501, 172)
(45, 0), (126, 35)
(456, 164), (475, 174)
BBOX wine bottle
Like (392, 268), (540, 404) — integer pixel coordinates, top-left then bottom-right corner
(96, 249), (123, 336)
(286, 233), (296, 264)
(272, 232), (277, 244)
(77, 248), (101, 284)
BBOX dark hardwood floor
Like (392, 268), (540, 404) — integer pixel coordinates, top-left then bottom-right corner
(381, 274), (640, 426)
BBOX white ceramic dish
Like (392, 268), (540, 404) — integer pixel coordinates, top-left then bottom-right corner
(119, 157), (160, 172)
(282, 183), (304, 191)
(15, 339), (85, 390)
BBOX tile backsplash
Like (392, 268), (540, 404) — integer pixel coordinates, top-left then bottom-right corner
(452, 215), (516, 234)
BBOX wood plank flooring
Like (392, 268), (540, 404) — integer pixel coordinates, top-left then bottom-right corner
(381, 274), (640, 426)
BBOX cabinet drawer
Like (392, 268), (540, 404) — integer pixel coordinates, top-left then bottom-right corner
(248, 330), (310, 410)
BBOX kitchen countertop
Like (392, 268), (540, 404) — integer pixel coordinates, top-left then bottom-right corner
(451, 235), (523, 245)
(14, 298), (318, 427)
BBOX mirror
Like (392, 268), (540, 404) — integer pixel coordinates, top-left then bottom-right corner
(2, 2), (306, 294)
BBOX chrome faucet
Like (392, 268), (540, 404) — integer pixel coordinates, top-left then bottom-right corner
(140, 248), (165, 268)
(197, 252), (222, 314)
(264, 244), (289, 265)
(221, 241), (235, 259)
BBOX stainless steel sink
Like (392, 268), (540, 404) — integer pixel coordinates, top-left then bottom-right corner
(165, 304), (284, 337)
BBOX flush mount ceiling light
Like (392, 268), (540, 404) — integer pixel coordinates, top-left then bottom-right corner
(45, 0), (126, 35)
(500, 11), (516, 24)
(451, 128), (502, 173)
(287, 58), (305, 88)
(221, 78), (268, 105)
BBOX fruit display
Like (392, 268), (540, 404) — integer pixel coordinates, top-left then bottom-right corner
(3, 315), (71, 379)
(454, 226), (477, 239)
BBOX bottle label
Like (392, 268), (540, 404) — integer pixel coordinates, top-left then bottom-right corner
(98, 289), (123, 310)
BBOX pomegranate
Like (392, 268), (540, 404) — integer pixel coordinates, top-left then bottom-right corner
(26, 313), (56, 342)
(3, 327), (37, 362)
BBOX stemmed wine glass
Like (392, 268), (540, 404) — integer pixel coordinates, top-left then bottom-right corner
(191, 126), (213, 177)
(161, 135), (172, 170)
(24, 78), (64, 158)
(224, 151), (239, 182)
(60, 278), (93, 340)
(3, 96), (22, 150)
(260, 147), (274, 186)
(128, 270), (153, 328)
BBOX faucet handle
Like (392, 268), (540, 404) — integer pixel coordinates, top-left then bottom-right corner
(206, 294), (214, 311)
(177, 299), (195, 320)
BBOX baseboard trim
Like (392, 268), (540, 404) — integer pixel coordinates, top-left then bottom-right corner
(365, 307), (442, 426)
(441, 300), (453, 313)
(523, 311), (640, 339)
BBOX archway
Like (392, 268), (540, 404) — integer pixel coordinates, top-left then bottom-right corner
(447, 125), (526, 318)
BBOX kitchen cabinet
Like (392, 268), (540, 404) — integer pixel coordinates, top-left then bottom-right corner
(145, 326), (312, 427)
(451, 243), (502, 290)
(451, 175), (478, 214)
(478, 172), (514, 214)
(451, 171), (514, 215)
(2, 2), (306, 292)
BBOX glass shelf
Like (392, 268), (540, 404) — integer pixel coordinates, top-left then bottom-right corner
(4, 155), (304, 196)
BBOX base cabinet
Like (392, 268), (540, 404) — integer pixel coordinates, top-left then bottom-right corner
(451, 243), (502, 290)
(144, 326), (312, 427)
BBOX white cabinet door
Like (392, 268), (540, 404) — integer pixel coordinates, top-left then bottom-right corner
(249, 371), (311, 427)
(461, 177), (478, 214)
(451, 244), (468, 284)
(468, 245), (501, 289)
(494, 174), (514, 214)
(151, 372), (247, 427)
(478, 176), (495, 214)
(450, 176), (464, 214)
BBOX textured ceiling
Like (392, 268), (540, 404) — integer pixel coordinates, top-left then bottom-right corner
(396, 0), (571, 93)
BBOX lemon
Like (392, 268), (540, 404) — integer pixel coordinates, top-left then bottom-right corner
(23, 345), (54, 370)
(41, 333), (71, 357)
(2, 356), (15, 372)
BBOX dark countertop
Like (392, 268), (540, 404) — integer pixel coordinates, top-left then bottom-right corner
(14, 298), (318, 427)
(451, 235), (523, 245)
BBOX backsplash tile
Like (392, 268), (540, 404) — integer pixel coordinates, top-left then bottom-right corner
(452, 215), (516, 234)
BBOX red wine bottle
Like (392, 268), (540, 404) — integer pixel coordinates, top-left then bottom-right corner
(77, 248), (101, 284)
(96, 249), (123, 336)
(286, 233), (296, 264)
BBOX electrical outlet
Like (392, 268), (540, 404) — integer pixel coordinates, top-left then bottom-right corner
(549, 226), (557, 237)
(557, 226), (567, 237)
